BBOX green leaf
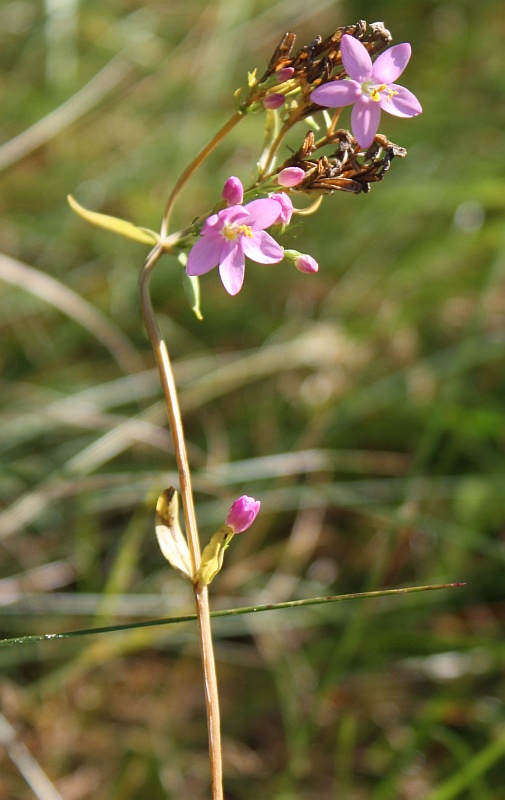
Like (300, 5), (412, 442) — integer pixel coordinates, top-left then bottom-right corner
(178, 253), (203, 320)
(67, 195), (159, 246)
(155, 488), (193, 581)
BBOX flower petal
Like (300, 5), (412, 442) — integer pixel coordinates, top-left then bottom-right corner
(340, 34), (372, 81)
(244, 198), (284, 230)
(372, 43), (411, 84)
(270, 192), (294, 224)
(241, 230), (284, 264)
(186, 233), (223, 276)
(219, 244), (245, 295)
(311, 79), (361, 109)
(379, 84), (422, 117)
(351, 97), (381, 148)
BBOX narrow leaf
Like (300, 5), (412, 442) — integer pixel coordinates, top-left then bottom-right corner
(67, 195), (159, 246)
(178, 253), (203, 320)
(155, 488), (193, 580)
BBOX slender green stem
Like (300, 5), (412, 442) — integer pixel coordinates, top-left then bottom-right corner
(0, 585), (465, 647)
(160, 111), (243, 238)
(139, 244), (223, 800)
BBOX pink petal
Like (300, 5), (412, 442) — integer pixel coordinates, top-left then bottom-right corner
(241, 230), (284, 264)
(311, 79), (360, 108)
(379, 84), (422, 118)
(219, 244), (245, 295)
(372, 43), (411, 84)
(244, 198), (284, 230)
(269, 192), (294, 224)
(186, 233), (223, 276)
(340, 34), (372, 81)
(351, 97), (381, 148)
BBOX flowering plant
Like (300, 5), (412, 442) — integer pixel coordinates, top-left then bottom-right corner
(67, 18), (425, 800)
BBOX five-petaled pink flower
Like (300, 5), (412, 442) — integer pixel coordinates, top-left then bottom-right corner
(310, 34), (422, 149)
(187, 180), (288, 295)
(226, 495), (261, 533)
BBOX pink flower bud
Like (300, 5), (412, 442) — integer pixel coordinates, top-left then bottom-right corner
(226, 495), (261, 533)
(277, 167), (305, 188)
(269, 192), (294, 224)
(276, 66), (295, 82)
(263, 93), (285, 110)
(295, 253), (319, 274)
(222, 176), (244, 206)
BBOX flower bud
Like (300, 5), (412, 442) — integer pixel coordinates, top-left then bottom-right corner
(284, 249), (319, 273)
(295, 253), (319, 273)
(222, 176), (243, 206)
(225, 496), (261, 533)
(263, 93), (285, 110)
(276, 66), (295, 82)
(270, 192), (294, 225)
(277, 167), (305, 188)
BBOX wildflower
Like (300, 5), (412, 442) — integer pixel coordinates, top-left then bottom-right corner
(310, 34), (422, 148)
(278, 167), (305, 187)
(226, 496), (261, 533)
(263, 93), (285, 109)
(187, 190), (285, 296)
(222, 176), (243, 205)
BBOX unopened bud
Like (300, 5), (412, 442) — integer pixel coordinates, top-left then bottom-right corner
(295, 253), (319, 274)
(278, 167), (305, 188)
(263, 93), (285, 110)
(222, 176), (244, 206)
(284, 249), (319, 274)
(226, 496), (261, 533)
(276, 66), (295, 82)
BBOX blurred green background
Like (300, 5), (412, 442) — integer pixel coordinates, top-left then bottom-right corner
(1, 0), (505, 798)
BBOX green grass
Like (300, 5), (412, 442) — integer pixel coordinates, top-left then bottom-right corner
(1, 0), (504, 798)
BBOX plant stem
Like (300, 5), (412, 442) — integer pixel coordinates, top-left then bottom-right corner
(139, 244), (223, 800)
(160, 111), (243, 238)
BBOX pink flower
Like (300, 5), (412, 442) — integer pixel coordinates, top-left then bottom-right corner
(226, 496), (261, 533)
(222, 176), (243, 206)
(310, 34), (422, 148)
(187, 183), (285, 295)
(278, 167), (305, 188)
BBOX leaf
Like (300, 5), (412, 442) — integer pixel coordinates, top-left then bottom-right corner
(178, 253), (203, 320)
(155, 488), (193, 580)
(67, 195), (159, 246)
(196, 527), (234, 586)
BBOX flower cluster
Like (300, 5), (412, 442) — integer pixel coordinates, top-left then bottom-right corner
(186, 177), (317, 295)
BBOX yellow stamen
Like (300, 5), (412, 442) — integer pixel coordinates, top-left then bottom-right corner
(369, 83), (387, 102)
(236, 224), (253, 238)
(222, 223), (253, 241)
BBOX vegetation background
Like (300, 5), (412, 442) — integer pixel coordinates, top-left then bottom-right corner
(1, 0), (504, 798)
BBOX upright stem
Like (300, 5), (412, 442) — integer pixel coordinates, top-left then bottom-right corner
(139, 244), (223, 800)
(160, 111), (243, 238)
